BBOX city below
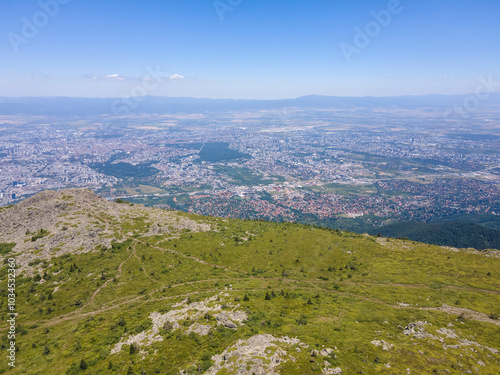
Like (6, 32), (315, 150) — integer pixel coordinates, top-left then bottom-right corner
(1, 96), (499, 236)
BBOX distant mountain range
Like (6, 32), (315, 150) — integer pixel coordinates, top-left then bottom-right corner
(0, 93), (499, 116)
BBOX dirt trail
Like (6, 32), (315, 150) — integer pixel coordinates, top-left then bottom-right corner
(80, 242), (136, 310)
(6, 232), (499, 331)
(133, 243), (162, 284)
(139, 240), (244, 275)
(309, 286), (500, 327)
(10, 278), (500, 331)
(338, 281), (500, 295)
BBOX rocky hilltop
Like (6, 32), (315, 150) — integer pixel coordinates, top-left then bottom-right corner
(0, 189), (498, 374)
(0, 189), (209, 274)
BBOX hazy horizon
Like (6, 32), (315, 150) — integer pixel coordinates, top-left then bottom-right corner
(1, 91), (499, 100)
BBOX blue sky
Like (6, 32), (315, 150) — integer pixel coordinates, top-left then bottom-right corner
(1, 0), (499, 99)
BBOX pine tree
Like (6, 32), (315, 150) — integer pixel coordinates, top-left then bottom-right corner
(129, 343), (137, 355)
(79, 359), (88, 370)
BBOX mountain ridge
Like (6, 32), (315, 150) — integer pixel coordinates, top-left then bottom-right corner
(1, 93), (499, 116)
(0, 189), (499, 374)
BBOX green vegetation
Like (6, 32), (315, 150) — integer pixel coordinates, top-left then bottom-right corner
(435, 213), (500, 231)
(196, 142), (251, 163)
(90, 161), (159, 179)
(114, 198), (132, 205)
(0, 243), (15, 255)
(213, 165), (281, 186)
(30, 229), (50, 242)
(372, 221), (500, 250)
(305, 183), (377, 195)
(0, 195), (498, 374)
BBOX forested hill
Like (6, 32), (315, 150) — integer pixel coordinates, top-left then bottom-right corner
(372, 221), (500, 250)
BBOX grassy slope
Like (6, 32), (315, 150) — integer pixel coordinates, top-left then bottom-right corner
(372, 221), (500, 250)
(0, 206), (499, 374)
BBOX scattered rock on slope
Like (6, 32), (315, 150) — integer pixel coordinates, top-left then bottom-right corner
(0, 188), (210, 274)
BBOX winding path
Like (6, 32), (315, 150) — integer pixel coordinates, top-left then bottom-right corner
(4, 232), (499, 331)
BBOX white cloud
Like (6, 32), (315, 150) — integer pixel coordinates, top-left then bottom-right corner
(168, 74), (184, 80)
(144, 73), (186, 83)
(83, 73), (185, 82)
(103, 74), (126, 80)
(81, 73), (127, 81)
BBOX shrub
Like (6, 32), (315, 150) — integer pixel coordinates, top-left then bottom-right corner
(0, 243), (15, 255)
(129, 343), (137, 355)
(297, 316), (308, 325)
(200, 359), (214, 371)
(31, 229), (49, 242)
(79, 359), (88, 370)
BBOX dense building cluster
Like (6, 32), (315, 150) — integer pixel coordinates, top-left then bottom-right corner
(1, 116), (498, 230)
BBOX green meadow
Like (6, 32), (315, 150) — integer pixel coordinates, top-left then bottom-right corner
(1, 206), (499, 374)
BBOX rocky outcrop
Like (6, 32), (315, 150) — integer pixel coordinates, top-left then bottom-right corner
(215, 310), (247, 329)
(403, 321), (430, 338)
(0, 189), (210, 274)
(371, 340), (394, 351)
(204, 334), (305, 375)
(111, 293), (246, 354)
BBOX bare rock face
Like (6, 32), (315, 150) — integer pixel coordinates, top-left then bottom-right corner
(215, 310), (247, 329)
(321, 348), (334, 356)
(186, 323), (212, 336)
(111, 293), (247, 355)
(403, 321), (430, 338)
(323, 367), (342, 375)
(371, 340), (393, 351)
(0, 188), (210, 274)
(204, 334), (304, 375)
